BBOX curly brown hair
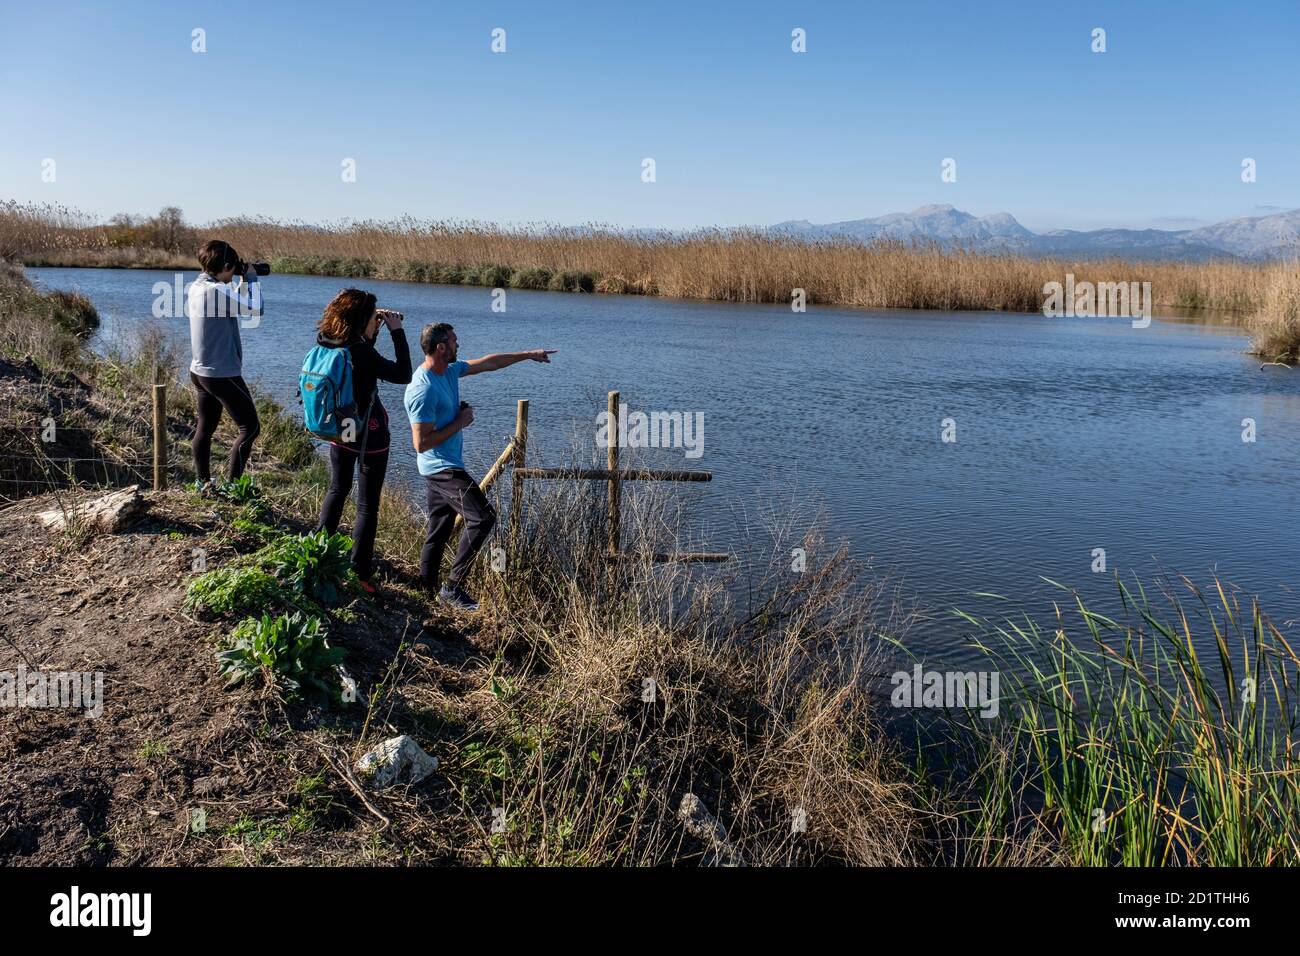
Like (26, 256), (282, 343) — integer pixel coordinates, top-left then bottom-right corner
(318, 288), (377, 342)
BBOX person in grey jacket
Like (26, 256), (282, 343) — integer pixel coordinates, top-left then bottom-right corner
(187, 239), (265, 490)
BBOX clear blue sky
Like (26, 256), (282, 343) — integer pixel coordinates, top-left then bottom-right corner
(1, 0), (1296, 232)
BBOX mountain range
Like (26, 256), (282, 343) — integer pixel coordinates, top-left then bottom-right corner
(768, 204), (1300, 261)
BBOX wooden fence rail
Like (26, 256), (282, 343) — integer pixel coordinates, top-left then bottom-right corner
(454, 398), (528, 535)
(506, 390), (726, 563)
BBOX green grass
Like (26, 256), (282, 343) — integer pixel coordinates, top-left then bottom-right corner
(919, 576), (1300, 866)
(254, 393), (317, 468)
(267, 253), (599, 296)
(187, 528), (355, 619)
(137, 740), (170, 762)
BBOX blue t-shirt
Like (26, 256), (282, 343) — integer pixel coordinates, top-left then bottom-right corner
(404, 361), (468, 475)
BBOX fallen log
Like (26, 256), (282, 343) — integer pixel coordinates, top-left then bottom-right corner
(36, 484), (148, 534)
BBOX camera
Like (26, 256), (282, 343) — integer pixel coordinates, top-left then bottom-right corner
(237, 260), (271, 277)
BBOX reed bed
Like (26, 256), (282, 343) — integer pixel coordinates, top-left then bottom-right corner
(427, 473), (921, 864)
(2, 201), (1290, 322)
(920, 577), (1299, 866)
(1248, 267), (1300, 363)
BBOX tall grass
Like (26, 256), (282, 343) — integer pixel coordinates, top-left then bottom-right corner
(433, 474), (921, 865)
(192, 218), (1290, 317)
(2, 200), (1290, 320)
(0, 259), (98, 342)
(1248, 267), (1300, 363)
(264, 445), (923, 865)
(921, 577), (1299, 866)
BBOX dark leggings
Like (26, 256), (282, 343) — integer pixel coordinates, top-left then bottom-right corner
(190, 373), (260, 482)
(318, 446), (389, 581)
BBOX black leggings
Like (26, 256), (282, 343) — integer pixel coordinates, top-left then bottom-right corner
(190, 373), (260, 482)
(318, 446), (389, 581)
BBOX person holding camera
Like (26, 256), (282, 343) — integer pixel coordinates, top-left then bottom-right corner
(314, 289), (412, 592)
(187, 239), (267, 491)
(405, 322), (556, 611)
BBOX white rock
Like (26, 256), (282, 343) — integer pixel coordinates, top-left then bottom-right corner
(355, 735), (438, 789)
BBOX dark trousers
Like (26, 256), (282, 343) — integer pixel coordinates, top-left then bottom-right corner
(421, 468), (496, 593)
(190, 373), (260, 482)
(317, 446), (389, 581)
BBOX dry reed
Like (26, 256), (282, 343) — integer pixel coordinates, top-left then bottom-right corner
(3, 201), (1292, 324)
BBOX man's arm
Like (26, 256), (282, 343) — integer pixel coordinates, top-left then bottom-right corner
(411, 406), (472, 452)
(462, 349), (556, 376)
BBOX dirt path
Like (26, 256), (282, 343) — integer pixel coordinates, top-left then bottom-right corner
(0, 490), (492, 865)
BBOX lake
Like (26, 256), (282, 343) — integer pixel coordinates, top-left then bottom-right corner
(30, 266), (1300, 669)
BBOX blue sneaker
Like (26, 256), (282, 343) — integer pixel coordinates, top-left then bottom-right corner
(438, 585), (480, 612)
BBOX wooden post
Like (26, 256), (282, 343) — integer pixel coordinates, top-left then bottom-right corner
(152, 383), (167, 491)
(508, 399), (529, 543)
(607, 390), (620, 556)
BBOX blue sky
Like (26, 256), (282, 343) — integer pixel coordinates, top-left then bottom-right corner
(1, 0), (1296, 232)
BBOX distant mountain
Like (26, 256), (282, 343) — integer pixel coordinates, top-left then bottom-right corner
(1184, 209), (1300, 259)
(771, 204), (1033, 245)
(767, 204), (1300, 261)
(1028, 228), (1230, 263)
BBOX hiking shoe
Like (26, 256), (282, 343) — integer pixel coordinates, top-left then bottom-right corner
(194, 479), (216, 497)
(438, 585), (480, 612)
(357, 579), (378, 595)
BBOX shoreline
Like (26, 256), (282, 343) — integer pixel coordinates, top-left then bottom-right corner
(20, 256), (1253, 327)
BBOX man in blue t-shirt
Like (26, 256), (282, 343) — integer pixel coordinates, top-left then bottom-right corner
(404, 322), (556, 611)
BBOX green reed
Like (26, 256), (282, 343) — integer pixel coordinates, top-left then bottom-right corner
(927, 576), (1298, 866)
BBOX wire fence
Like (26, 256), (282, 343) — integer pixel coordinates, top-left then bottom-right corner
(0, 408), (162, 503)
(0, 453), (153, 502)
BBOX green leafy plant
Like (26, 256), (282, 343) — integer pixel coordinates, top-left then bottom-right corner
(221, 474), (259, 501)
(215, 611), (343, 702)
(261, 530), (355, 603)
(185, 565), (287, 618)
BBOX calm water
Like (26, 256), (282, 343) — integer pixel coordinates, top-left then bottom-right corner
(32, 267), (1300, 667)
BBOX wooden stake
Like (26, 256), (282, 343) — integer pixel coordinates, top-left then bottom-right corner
(452, 437), (514, 535)
(152, 384), (167, 491)
(607, 390), (620, 556)
(509, 399), (529, 543)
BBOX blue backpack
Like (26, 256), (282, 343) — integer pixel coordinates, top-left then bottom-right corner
(299, 345), (358, 441)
